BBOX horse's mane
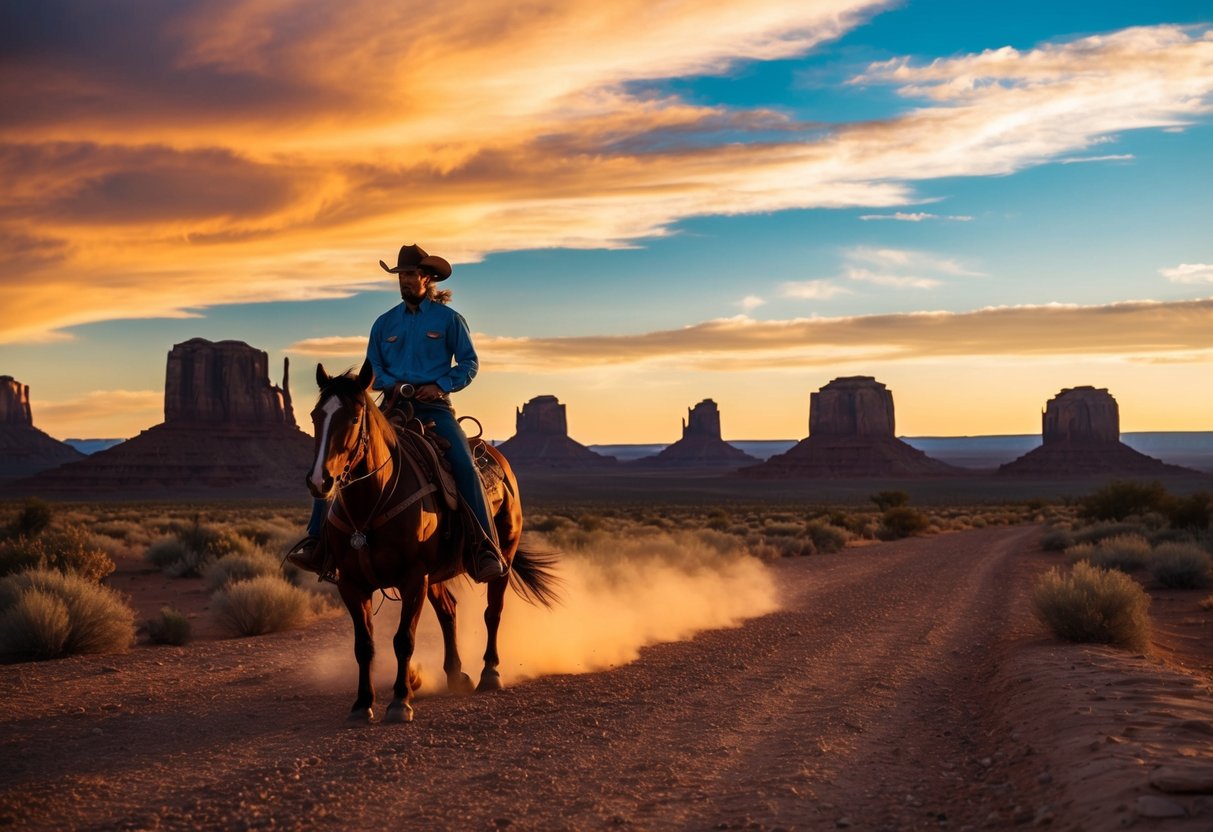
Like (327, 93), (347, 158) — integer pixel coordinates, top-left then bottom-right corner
(323, 371), (398, 449)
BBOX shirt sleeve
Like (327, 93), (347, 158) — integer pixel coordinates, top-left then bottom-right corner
(366, 318), (399, 391)
(437, 312), (479, 393)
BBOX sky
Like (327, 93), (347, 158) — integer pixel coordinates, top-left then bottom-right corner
(1, 0), (1211, 444)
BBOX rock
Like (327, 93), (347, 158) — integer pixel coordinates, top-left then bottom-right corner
(632, 400), (758, 468)
(1135, 795), (1187, 818)
(0, 376), (32, 425)
(495, 396), (616, 469)
(999, 387), (1198, 477)
(16, 339), (312, 496)
(740, 377), (958, 479)
(0, 376), (85, 479)
(1150, 767), (1213, 794)
(164, 338), (293, 426)
(810, 376), (895, 438)
(1042, 386), (1118, 444)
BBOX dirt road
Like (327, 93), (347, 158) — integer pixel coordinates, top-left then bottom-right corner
(0, 526), (1206, 830)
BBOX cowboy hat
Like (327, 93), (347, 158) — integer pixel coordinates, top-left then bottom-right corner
(378, 243), (452, 281)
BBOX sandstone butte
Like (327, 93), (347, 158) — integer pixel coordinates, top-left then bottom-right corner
(740, 376), (959, 479)
(17, 339), (314, 496)
(494, 395), (617, 469)
(632, 399), (757, 468)
(0, 376), (85, 480)
(997, 386), (1198, 478)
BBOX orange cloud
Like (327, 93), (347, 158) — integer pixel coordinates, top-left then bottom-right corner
(285, 298), (1213, 373)
(1, 10), (1211, 343)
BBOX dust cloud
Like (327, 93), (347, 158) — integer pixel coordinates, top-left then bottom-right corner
(306, 528), (781, 693)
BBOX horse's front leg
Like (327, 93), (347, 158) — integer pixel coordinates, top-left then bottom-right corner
(339, 583), (376, 724)
(478, 576), (508, 692)
(428, 583), (475, 694)
(386, 571), (428, 723)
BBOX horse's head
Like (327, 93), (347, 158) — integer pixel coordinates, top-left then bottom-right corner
(307, 359), (375, 498)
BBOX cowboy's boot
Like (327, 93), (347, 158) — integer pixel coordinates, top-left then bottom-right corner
(286, 535), (324, 573)
(471, 538), (505, 583)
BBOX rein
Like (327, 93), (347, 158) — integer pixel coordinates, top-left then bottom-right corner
(322, 394), (439, 587)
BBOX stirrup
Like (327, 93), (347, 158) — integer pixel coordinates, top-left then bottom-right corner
(285, 535), (324, 572)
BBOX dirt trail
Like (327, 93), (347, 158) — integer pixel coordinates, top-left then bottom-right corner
(0, 525), (1207, 830)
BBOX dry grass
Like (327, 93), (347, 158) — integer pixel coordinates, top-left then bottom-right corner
(1149, 542), (1212, 589)
(0, 569), (135, 661)
(211, 576), (315, 637)
(1066, 534), (1151, 573)
(1031, 562), (1151, 652)
(146, 606), (192, 646)
(0, 526), (116, 583)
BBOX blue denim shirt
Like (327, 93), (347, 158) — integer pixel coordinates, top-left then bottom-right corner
(366, 298), (478, 394)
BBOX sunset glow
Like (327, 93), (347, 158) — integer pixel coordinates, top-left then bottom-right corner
(2, 1), (1210, 442)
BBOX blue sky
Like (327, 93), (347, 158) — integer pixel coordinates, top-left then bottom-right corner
(1, 0), (1210, 442)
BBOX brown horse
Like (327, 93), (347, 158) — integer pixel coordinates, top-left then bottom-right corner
(306, 360), (558, 724)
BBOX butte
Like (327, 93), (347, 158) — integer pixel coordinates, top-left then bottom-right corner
(740, 376), (958, 478)
(997, 386), (1197, 477)
(494, 395), (616, 469)
(20, 339), (314, 496)
(0, 376), (84, 480)
(632, 399), (757, 468)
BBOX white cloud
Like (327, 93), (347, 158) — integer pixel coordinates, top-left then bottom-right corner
(1058, 154), (1135, 164)
(739, 295), (766, 311)
(1161, 263), (1213, 284)
(858, 212), (973, 221)
(780, 280), (851, 300)
(844, 267), (939, 289)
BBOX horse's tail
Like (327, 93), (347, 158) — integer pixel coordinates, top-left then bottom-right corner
(508, 544), (561, 608)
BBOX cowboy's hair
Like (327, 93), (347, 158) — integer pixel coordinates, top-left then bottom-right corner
(428, 285), (452, 304)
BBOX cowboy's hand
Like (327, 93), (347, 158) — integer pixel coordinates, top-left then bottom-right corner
(415, 383), (444, 402)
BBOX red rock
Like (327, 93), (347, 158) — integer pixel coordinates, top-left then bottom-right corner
(635, 400), (757, 468)
(17, 340), (311, 496)
(740, 377), (957, 479)
(495, 396), (615, 468)
(0, 376), (84, 479)
(998, 387), (1196, 477)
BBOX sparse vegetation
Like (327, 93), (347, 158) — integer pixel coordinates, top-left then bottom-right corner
(0, 569), (135, 661)
(146, 606), (192, 645)
(211, 576), (314, 637)
(806, 520), (849, 554)
(6, 498), (53, 539)
(1066, 534), (1151, 573)
(1079, 480), (1169, 522)
(1149, 542), (1212, 589)
(870, 490), (910, 512)
(1031, 561), (1151, 652)
(879, 507), (930, 540)
(204, 549), (284, 592)
(0, 526), (116, 583)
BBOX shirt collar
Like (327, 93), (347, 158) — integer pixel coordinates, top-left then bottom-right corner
(403, 297), (432, 316)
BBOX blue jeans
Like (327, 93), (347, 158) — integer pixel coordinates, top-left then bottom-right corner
(308, 400), (498, 547)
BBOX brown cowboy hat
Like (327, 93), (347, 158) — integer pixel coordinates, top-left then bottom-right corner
(378, 243), (452, 281)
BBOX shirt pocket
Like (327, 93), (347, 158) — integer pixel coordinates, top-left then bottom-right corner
(422, 329), (448, 361)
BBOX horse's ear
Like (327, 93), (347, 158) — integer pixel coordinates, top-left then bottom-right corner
(357, 358), (374, 391)
(316, 362), (331, 389)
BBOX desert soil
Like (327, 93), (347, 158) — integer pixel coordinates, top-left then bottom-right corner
(2, 525), (1212, 831)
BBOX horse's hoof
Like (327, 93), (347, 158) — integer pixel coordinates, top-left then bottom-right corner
(476, 671), (502, 693)
(345, 707), (373, 726)
(385, 701), (414, 723)
(449, 672), (475, 695)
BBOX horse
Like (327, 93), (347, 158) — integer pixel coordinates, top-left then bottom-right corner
(306, 359), (559, 724)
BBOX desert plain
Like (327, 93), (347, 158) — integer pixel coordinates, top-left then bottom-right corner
(2, 470), (1213, 832)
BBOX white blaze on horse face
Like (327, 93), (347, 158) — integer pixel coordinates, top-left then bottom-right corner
(310, 396), (344, 491)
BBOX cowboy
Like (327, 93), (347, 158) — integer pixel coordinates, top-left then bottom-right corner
(289, 244), (506, 582)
